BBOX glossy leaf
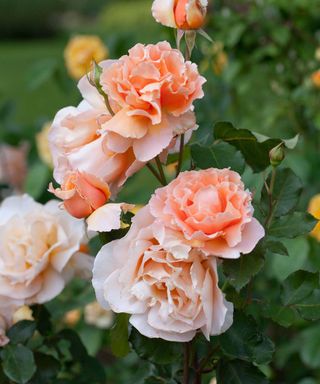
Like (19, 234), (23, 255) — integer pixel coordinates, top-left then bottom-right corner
(2, 344), (36, 384)
(110, 313), (130, 358)
(216, 359), (269, 384)
(268, 212), (317, 238)
(7, 320), (36, 344)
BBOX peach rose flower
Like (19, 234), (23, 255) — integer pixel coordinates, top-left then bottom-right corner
(152, 0), (208, 30)
(64, 35), (108, 80)
(93, 206), (233, 342)
(99, 41), (205, 162)
(0, 195), (93, 305)
(149, 169), (265, 259)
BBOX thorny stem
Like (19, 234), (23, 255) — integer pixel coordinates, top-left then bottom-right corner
(176, 134), (185, 177)
(155, 156), (167, 185)
(265, 166), (277, 229)
(183, 342), (191, 384)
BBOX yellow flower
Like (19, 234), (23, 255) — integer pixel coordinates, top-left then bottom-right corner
(64, 35), (108, 80)
(36, 122), (53, 168)
(311, 70), (320, 88)
(308, 194), (320, 240)
(213, 51), (228, 76)
(13, 306), (34, 324)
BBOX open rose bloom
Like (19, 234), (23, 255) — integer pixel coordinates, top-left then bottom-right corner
(150, 169), (265, 258)
(0, 195), (93, 305)
(93, 206), (233, 342)
(93, 168), (264, 342)
(49, 41), (205, 221)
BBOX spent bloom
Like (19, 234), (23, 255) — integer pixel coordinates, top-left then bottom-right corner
(0, 195), (93, 306)
(152, 0), (208, 30)
(93, 206), (233, 342)
(0, 142), (29, 192)
(65, 35), (108, 80)
(149, 169), (265, 258)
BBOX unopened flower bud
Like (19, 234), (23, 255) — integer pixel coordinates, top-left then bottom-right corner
(269, 143), (285, 167)
(152, 0), (208, 31)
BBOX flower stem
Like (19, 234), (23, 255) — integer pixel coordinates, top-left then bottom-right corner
(155, 156), (167, 185)
(176, 134), (185, 177)
(103, 94), (115, 117)
(265, 166), (277, 229)
(183, 342), (191, 384)
(146, 163), (164, 185)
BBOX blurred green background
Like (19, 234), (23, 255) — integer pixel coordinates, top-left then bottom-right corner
(1, 1), (320, 382)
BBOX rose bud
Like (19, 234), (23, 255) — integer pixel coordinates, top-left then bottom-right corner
(49, 171), (111, 219)
(152, 0), (208, 30)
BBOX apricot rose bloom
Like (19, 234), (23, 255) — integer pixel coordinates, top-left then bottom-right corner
(64, 35), (108, 80)
(308, 194), (320, 241)
(93, 206), (233, 342)
(100, 41), (205, 162)
(311, 70), (320, 88)
(0, 195), (93, 305)
(152, 0), (208, 30)
(149, 169), (265, 258)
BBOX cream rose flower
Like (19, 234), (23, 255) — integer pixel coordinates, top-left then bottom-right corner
(93, 206), (233, 342)
(0, 195), (93, 305)
(149, 169), (265, 259)
(84, 301), (114, 329)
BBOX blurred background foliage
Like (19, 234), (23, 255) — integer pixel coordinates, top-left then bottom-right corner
(1, 0), (320, 383)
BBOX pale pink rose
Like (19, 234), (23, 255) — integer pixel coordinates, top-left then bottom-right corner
(93, 206), (233, 342)
(149, 169), (265, 259)
(0, 195), (93, 305)
(152, 0), (208, 30)
(99, 41), (205, 162)
(49, 171), (111, 219)
(0, 143), (29, 191)
(49, 98), (144, 196)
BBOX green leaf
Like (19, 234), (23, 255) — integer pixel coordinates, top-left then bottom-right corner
(213, 122), (280, 172)
(300, 325), (320, 369)
(130, 328), (183, 365)
(110, 313), (130, 358)
(28, 353), (60, 384)
(190, 141), (245, 174)
(216, 359), (269, 384)
(262, 240), (288, 257)
(2, 344), (36, 384)
(57, 329), (88, 362)
(262, 303), (298, 327)
(223, 249), (265, 291)
(219, 313), (275, 365)
(268, 212), (317, 238)
(7, 321), (36, 344)
(293, 290), (320, 321)
(24, 163), (50, 200)
(261, 168), (303, 217)
(281, 271), (319, 306)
